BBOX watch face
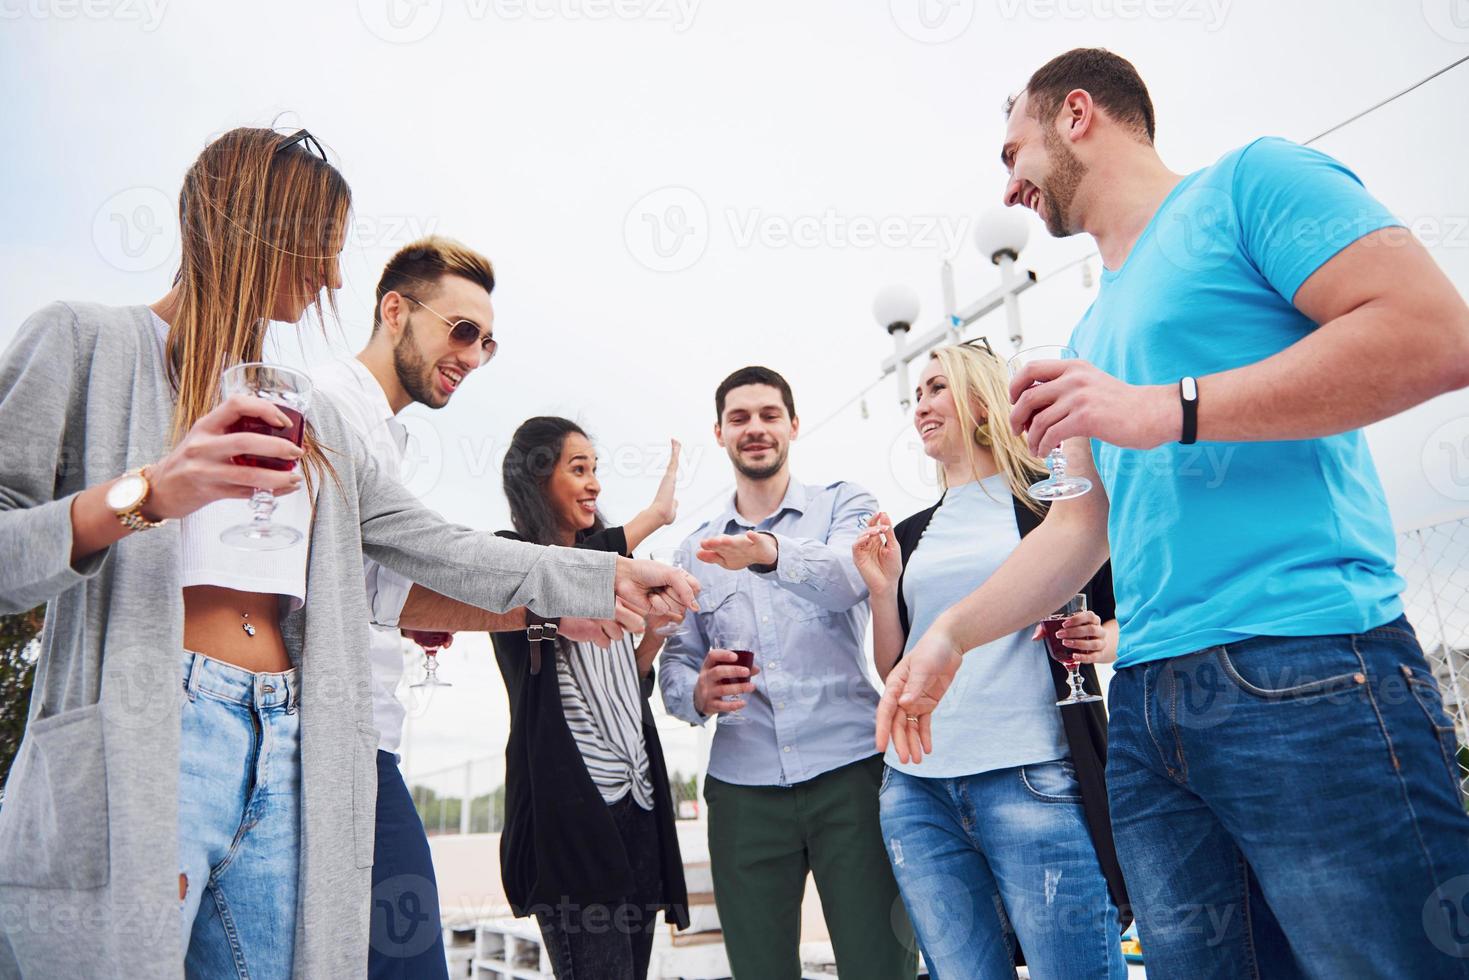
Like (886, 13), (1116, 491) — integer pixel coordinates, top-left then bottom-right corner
(106, 474), (146, 512)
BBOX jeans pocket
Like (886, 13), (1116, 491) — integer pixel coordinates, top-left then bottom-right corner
(1401, 664), (1463, 797)
(1018, 759), (1082, 804)
(1215, 643), (1365, 703)
(879, 763), (893, 795)
(353, 724), (380, 869)
(0, 703), (110, 888)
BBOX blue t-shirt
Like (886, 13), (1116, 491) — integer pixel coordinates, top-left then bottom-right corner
(1070, 137), (1405, 668)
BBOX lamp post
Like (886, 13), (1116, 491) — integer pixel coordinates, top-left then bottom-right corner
(875, 208), (1036, 407)
(872, 283), (921, 409)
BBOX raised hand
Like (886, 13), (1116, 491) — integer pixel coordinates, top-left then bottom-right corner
(852, 511), (900, 596)
(647, 438), (681, 526)
(697, 530), (777, 571)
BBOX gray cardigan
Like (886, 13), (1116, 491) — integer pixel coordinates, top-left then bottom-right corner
(0, 302), (617, 979)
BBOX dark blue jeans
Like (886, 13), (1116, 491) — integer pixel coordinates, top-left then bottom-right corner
(369, 750), (448, 980)
(1106, 615), (1469, 978)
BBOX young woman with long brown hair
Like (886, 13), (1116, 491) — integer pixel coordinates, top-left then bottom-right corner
(0, 127), (693, 979)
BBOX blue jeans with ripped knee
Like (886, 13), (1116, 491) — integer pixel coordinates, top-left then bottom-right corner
(879, 760), (1126, 980)
(177, 651), (301, 979)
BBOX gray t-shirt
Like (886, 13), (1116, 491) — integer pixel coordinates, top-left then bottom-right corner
(884, 475), (1068, 778)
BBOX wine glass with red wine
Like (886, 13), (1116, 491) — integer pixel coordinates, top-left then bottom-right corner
(1006, 346), (1093, 501)
(405, 630), (455, 689)
(219, 362), (313, 550)
(1042, 593), (1102, 706)
(711, 590), (756, 726)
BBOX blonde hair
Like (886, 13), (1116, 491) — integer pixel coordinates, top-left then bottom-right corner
(928, 343), (1048, 514)
(373, 235), (496, 332)
(165, 127), (352, 491)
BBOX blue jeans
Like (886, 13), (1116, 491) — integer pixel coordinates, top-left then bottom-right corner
(878, 761), (1126, 979)
(1106, 615), (1469, 978)
(177, 652), (301, 979)
(370, 750), (448, 979)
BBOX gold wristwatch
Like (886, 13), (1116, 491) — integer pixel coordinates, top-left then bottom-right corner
(106, 467), (166, 532)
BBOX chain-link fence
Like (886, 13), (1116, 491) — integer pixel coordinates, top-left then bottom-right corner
(1399, 515), (1469, 801)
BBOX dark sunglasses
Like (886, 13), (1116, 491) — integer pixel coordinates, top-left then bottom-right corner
(960, 336), (995, 356)
(275, 129), (328, 163)
(401, 293), (498, 364)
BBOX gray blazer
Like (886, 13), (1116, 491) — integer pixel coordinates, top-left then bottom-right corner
(0, 302), (617, 979)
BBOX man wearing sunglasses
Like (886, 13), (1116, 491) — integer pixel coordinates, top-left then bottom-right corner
(314, 236), (637, 979)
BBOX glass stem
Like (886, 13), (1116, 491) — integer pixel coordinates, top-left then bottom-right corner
(251, 488), (276, 525)
(1069, 666), (1086, 699)
(1047, 448), (1068, 480)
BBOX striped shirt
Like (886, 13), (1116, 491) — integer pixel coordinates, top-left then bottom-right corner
(556, 635), (656, 809)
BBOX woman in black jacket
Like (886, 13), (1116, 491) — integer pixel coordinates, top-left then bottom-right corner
(853, 340), (1130, 979)
(489, 417), (689, 980)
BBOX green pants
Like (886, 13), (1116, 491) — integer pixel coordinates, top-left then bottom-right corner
(705, 755), (917, 980)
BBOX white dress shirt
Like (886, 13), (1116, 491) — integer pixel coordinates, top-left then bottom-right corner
(313, 357), (414, 756)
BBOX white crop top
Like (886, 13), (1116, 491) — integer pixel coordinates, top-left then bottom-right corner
(150, 311), (312, 609)
(178, 493), (312, 610)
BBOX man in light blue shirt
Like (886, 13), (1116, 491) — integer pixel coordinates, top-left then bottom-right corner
(661, 366), (916, 979)
(882, 49), (1469, 979)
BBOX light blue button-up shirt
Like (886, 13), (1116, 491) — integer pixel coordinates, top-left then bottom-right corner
(659, 477), (881, 787)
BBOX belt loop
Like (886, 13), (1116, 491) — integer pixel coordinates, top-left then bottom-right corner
(285, 671), (299, 715)
(183, 652), (202, 702)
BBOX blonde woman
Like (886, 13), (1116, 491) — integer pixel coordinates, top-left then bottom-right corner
(0, 127), (692, 980)
(853, 340), (1128, 979)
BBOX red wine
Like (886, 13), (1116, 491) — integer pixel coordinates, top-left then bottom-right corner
(720, 649), (755, 686)
(1040, 616), (1075, 668)
(404, 630), (453, 650)
(228, 405), (305, 471)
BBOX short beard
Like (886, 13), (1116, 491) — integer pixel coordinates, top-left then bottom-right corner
(730, 443), (787, 481)
(1040, 125), (1087, 238)
(393, 320), (445, 409)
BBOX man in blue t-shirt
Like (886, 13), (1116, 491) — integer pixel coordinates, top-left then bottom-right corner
(877, 48), (1469, 978)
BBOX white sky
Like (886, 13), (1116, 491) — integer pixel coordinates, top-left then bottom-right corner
(5, 0), (1469, 784)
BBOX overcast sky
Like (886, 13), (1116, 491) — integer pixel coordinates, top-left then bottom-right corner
(5, 0), (1469, 784)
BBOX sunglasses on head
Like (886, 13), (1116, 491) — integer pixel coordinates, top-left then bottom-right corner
(959, 336), (995, 356)
(275, 129), (328, 163)
(401, 293), (498, 363)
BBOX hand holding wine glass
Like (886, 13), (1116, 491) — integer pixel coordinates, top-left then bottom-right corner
(1006, 346), (1092, 501)
(142, 392), (306, 522)
(404, 629), (455, 689)
(1040, 594), (1103, 706)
